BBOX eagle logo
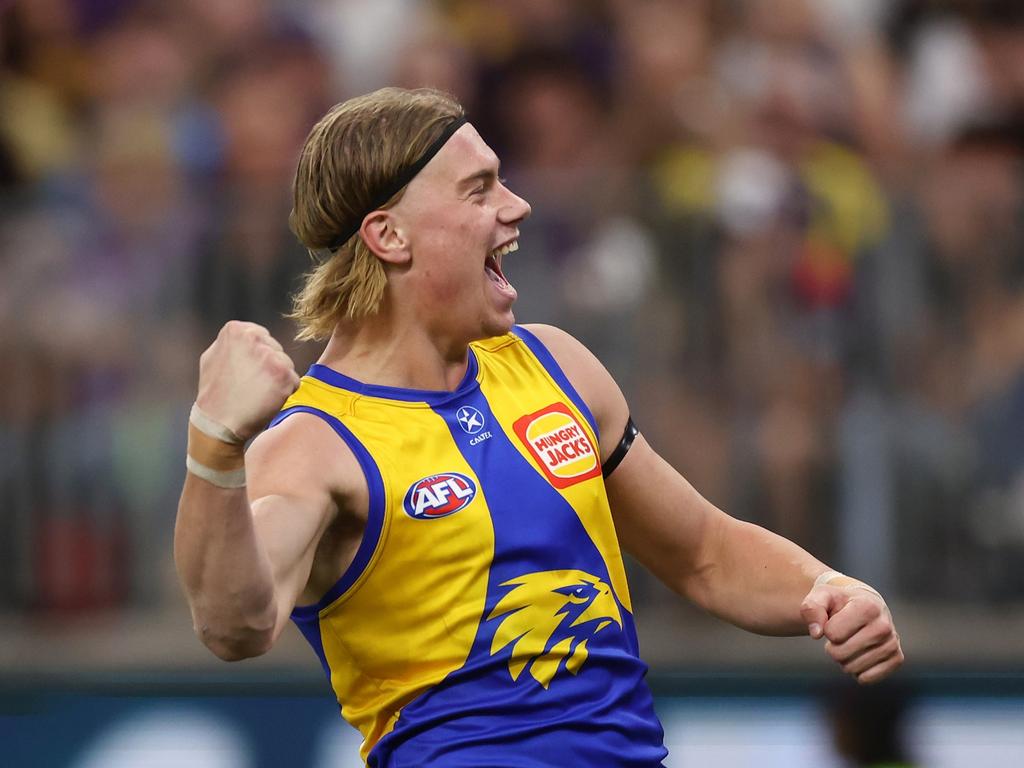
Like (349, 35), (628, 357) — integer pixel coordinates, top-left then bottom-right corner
(487, 570), (623, 689)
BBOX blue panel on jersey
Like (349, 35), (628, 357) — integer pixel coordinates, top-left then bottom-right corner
(511, 325), (600, 441)
(368, 387), (665, 767)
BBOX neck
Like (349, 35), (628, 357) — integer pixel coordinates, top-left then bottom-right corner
(319, 303), (474, 393)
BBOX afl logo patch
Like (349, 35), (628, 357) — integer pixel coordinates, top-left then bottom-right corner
(513, 403), (601, 488)
(404, 472), (478, 519)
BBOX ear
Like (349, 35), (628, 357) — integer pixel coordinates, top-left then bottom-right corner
(359, 210), (410, 266)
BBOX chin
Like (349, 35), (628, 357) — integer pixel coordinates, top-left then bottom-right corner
(480, 308), (516, 340)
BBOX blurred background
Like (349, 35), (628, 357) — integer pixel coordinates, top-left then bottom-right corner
(1, 0), (1023, 765)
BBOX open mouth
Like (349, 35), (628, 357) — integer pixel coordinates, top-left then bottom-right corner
(485, 240), (518, 287)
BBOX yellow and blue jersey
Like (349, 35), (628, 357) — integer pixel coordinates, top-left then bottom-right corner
(270, 326), (666, 767)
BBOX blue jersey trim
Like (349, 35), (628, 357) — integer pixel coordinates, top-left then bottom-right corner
(268, 406), (386, 617)
(306, 349), (480, 405)
(291, 611), (331, 680)
(510, 325), (600, 441)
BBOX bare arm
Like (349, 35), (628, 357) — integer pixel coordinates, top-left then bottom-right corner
(175, 416), (347, 660)
(174, 321), (355, 661)
(603, 436), (827, 635)
(524, 324), (903, 682)
(175, 475), (275, 661)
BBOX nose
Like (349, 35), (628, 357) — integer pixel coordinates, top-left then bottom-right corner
(498, 182), (531, 225)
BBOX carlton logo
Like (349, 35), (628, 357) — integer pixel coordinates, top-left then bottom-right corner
(403, 473), (477, 520)
(513, 403), (601, 488)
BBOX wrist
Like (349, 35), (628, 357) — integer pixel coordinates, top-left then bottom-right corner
(814, 570), (882, 599)
(190, 402), (245, 445)
(186, 407), (246, 489)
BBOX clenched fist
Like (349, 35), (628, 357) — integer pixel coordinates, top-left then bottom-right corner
(195, 321), (301, 441)
(801, 581), (904, 685)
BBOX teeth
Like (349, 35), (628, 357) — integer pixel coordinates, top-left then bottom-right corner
(489, 240), (519, 260)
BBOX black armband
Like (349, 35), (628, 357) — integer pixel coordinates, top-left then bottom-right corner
(602, 416), (639, 479)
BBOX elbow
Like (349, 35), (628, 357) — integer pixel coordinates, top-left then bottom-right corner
(675, 562), (716, 611)
(194, 614), (277, 662)
(204, 633), (274, 662)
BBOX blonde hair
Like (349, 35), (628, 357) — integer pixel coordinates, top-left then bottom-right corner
(288, 87), (464, 341)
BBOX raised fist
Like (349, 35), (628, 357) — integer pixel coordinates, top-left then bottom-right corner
(195, 321), (301, 441)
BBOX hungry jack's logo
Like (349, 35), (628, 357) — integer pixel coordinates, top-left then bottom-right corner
(513, 403), (601, 488)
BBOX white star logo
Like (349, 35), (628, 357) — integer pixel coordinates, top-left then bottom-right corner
(456, 406), (485, 434)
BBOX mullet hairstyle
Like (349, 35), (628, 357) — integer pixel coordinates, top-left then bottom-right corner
(288, 87), (464, 341)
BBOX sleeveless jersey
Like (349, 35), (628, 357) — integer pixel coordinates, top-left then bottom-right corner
(270, 326), (666, 767)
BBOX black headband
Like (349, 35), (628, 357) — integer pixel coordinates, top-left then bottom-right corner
(327, 115), (468, 251)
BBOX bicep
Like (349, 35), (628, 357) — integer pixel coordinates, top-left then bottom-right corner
(249, 492), (335, 637)
(604, 432), (725, 601)
(245, 417), (346, 637)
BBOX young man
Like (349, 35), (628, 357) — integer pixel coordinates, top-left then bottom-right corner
(175, 88), (903, 767)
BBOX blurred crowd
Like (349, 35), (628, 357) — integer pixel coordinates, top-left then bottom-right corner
(1, 0), (1023, 622)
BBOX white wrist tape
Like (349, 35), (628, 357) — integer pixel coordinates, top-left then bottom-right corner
(186, 455), (247, 489)
(814, 570), (882, 599)
(190, 403), (245, 445)
(814, 570), (846, 588)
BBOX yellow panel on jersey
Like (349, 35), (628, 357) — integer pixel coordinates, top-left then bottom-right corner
(272, 379), (497, 756)
(270, 326), (665, 767)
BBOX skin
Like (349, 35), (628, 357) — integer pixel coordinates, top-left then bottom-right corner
(175, 124), (903, 684)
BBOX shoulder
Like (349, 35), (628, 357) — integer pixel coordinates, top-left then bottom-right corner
(518, 324), (628, 454)
(245, 410), (364, 511)
(518, 323), (603, 375)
